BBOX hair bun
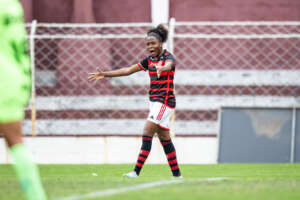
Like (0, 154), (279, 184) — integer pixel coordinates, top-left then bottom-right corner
(147, 24), (168, 43)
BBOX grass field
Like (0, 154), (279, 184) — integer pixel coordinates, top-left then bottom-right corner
(0, 164), (300, 200)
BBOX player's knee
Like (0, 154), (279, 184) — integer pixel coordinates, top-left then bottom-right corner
(158, 133), (170, 141)
(143, 127), (154, 137)
(143, 121), (157, 136)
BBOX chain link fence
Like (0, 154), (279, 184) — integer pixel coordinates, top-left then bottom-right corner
(23, 21), (300, 136)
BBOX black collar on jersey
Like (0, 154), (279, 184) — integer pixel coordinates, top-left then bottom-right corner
(149, 49), (166, 61)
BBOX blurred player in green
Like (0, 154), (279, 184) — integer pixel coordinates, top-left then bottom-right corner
(0, 0), (47, 199)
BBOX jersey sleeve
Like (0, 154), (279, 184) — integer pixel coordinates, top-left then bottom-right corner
(137, 57), (148, 71)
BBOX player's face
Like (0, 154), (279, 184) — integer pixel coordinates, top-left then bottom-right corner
(146, 36), (162, 57)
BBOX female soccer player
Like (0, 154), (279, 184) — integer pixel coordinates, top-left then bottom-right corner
(0, 0), (47, 199)
(88, 24), (182, 178)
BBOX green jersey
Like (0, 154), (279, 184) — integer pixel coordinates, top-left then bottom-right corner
(0, 0), (31, 122)
(0, 0), (30, 76)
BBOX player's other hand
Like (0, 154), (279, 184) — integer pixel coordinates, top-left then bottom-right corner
(156, 63), (164, 78)
(88, 68), (105, 82)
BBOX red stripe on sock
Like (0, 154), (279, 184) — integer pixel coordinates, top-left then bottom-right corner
(171, 165), (179, 170)
(168, 159), (177, 165)
(161, 141), (171, 146)
(136, 162), (143, 167)
(140, 150), (150, 156)
(138, 156), (146, 162)
(167, 151), (177, 159)
(143, 137), (153, 141)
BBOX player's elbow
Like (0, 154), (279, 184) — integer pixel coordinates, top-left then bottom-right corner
(126, 66), (138, 75)
(124, 67), (133, 76)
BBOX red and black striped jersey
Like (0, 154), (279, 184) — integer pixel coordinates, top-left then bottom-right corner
(138, 49), (176, 108)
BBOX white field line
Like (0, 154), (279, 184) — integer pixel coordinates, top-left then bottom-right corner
(182, 177), (230, 183)
(55, 180), (183, 200)
(203, 177), (229, 181)
(54, 177), (229, 200)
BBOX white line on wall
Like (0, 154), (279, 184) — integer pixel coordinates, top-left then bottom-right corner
(37, 70), (300, 87)
(28, 95), (300, 110)
(22, 119), (217, 135)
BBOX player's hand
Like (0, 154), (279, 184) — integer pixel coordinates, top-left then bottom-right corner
(156, 66), (164, 78)
(88, 68), (105, 82)
(156, 61), (164, 78)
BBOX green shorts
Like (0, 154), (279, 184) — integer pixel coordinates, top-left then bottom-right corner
(0, 54), (31, 123)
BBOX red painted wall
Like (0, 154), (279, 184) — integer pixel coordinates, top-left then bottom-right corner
(20, 0), (151, 23)
(170, 0), (300, 21)
(19, 0), (33, 22)
(93, 0), (151, 23)
(20, 0), (299, 23)
(31, 0), (73, 23)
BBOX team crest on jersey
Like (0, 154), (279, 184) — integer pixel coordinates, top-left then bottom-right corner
(149, 60), (164, 67)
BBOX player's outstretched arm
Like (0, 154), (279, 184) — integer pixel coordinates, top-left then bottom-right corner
(88, 64), (141, 82)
